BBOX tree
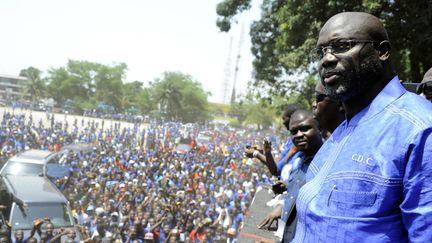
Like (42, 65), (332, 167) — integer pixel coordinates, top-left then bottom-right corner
(149, 72), (211, 123)
(243, 100), (276, 130)
(46, 60), (128, 112)
(216, 0), (432, 99)
(229, 101), (248, 124)
(46, 60), (97, 106)
(94, 63), (127, 111)
(19, 67), (46, 101)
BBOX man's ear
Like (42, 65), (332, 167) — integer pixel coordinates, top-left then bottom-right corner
(377, 40), (391, 61)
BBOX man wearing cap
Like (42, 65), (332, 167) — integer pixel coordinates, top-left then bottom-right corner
(417, 67), (432, 102)
(293, 12), (432, 242)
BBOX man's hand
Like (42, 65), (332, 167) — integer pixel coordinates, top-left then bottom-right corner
(257, 205), (282, 230)
(272, 181), (287, 194)
(244, 146), (256, 158)
(263, 139), (272, 155)
(33, 218), (44, 228)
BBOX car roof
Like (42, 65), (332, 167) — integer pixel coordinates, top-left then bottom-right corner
(3, 175), (67, 203)
(8, 150), (55, 165)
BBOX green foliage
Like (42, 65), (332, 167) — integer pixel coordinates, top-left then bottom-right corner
(45, 60), (128, 112)
(229, 101), (248, 124)
(243, 100), (276, 129)
(22, 61), (211, 122)
(216, 0), (432, 100)
(149, 72), (211, 123)
(216, 0), (252, 31)
(19, 67), (46, 101)
(228, 117), (242, 128)
(208, 102), (230, 116)
(230, 95), (277, 129)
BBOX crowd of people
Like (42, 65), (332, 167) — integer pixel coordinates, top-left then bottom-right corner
(1, 10), (432, 243)
(0, 109), (285, 243)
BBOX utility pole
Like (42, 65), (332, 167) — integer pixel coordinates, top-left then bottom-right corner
(222, 37), (233, 104)
(230, 25), (244, 105)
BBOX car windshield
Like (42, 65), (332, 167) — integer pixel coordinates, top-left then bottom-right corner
(1, 162), (43, 176)
(11, 203), (74, 230)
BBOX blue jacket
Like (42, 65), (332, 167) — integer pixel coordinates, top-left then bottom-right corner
(293, 77), (432, 243)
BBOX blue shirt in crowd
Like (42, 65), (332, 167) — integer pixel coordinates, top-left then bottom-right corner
(293, 76), (432, 243)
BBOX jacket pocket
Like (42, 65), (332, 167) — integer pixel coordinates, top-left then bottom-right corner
(330, 189), (377, 206)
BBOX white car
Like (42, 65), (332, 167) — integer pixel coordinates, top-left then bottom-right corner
(0, 149), (64, 177)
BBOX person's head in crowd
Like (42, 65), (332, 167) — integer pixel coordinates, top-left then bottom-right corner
(0, 226), (9, 243)
(44, 222), (54, 236)
(162, 224), (170, 237)
(67, 229), (76, 240)
(128, 226), (138, 241)
(40, 232), (48, 243)
(14, 230), (24, 242)
(289, 110), (323, 157)
(143, 232), (155, 243)
(27, 238), (37, 243)
(93, 235), (102, 243)
(282, 104), (303, 130)
(312, 81), (345, 136)
(417, 67), (432, 102)
(315, 12), (393, 117)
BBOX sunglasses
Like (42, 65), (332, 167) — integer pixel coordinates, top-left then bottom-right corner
(310, 40), (380, 61)
(416, 81), (432, 96)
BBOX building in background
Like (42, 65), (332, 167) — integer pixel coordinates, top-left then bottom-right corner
(0, 74), (28, 101)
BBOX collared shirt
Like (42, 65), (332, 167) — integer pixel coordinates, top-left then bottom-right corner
(281, 153), (308, 222)
(293, 76), (432, 243)
(277, 139), (294, 172)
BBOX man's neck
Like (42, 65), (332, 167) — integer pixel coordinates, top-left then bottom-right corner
(343, 78), (389, 120)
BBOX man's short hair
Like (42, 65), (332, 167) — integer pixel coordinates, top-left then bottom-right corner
(283, 104), (303, 117)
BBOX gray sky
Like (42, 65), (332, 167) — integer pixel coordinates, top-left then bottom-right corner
(0, 0), (260, 103)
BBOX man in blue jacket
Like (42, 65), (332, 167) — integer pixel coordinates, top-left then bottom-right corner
(293, 12), (432, 243)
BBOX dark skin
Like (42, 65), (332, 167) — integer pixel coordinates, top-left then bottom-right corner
(318, 12), (394, 119)
(244, 112), (293, 177)
(258, 111), (322, 230)
(289, 111), (322, 158)
(312, 81), (345, 135)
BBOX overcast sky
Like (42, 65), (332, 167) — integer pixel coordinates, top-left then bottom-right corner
(0, 0), (260, 103)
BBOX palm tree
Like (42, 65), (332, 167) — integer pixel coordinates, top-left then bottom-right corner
(156, 80), (182, 121)
(19, 67), (46, 101)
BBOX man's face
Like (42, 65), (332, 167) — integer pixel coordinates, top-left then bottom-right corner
(15, 230), (23, 241)
(282, 115), (290, 130)
(289, 115), (322, 156)
(67, 231), (76, 239)
(312, 82), (342, 129)
(129, 227), (137, 239)
(317, 18), (383, 101)
(45, 223), (54, 235)
(163, 225), (170, 234)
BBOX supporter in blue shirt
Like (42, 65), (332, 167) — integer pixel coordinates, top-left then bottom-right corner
(293, 12), (432, 243)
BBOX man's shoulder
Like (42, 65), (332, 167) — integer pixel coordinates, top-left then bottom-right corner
(389, 91), (432, 128)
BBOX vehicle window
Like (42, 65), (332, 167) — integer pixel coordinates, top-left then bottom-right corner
(47, 156), (58, 164)
(1, 162), (43, 176)
(10, 203), (74, 230)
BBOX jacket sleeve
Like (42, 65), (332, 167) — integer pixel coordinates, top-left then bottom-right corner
(401, 128), (432, 243)
(10, 193), (25, 207)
